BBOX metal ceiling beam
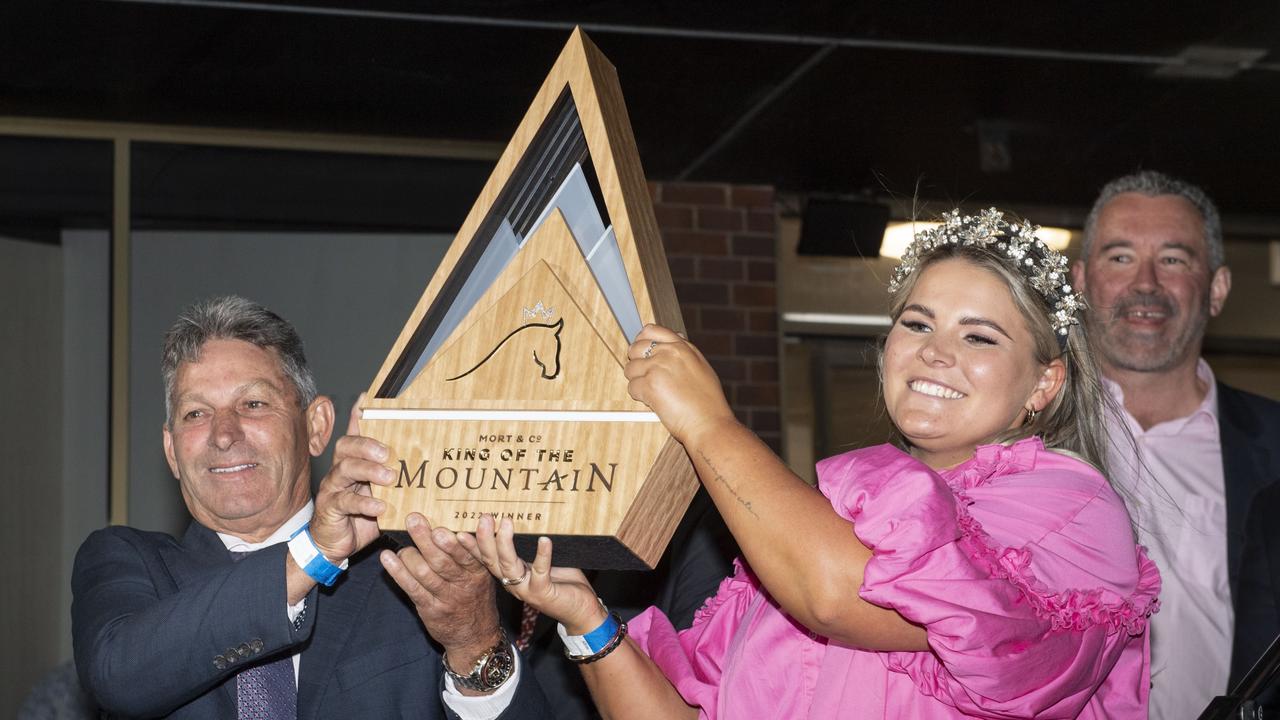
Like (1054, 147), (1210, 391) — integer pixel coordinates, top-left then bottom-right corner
(676, 44), (835, 181)
(0, 116), (502, 159)
(102, 0), (1280, 72)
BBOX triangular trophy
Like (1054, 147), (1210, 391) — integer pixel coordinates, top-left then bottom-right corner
(360, 28), (698, 569)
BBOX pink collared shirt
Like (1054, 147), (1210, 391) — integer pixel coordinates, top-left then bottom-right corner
(1104, 359), (1230, 720)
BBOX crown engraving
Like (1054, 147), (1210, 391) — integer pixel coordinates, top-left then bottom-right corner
(522, 301), (556, 321)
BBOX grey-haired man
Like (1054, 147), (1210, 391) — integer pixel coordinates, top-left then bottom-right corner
(1073, 171), (1280, 717)
(72, 295), (552, 719)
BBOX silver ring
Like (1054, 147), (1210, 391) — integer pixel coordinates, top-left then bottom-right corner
(642, 340), (658, 359)
(500, 562), (530, 586)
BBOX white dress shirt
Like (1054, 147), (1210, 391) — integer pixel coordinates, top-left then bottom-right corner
(216, 501), (520, 719)
(1105, 360), (1232, 720)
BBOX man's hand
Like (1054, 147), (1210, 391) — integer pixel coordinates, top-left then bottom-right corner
(309, 395), (392, 563)
(380, 513), (504, 695)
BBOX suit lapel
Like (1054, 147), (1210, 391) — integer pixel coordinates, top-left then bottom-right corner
(1218, 382), (1276, 597)
(158, 521), (242, 714)
(160, 521), (235, 586)
(296, 545), (379, 719)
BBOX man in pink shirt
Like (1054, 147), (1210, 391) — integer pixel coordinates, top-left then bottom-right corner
(1073, 170), (1280, 718)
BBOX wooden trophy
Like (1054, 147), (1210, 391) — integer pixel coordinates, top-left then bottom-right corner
(360, 28), (698, 569)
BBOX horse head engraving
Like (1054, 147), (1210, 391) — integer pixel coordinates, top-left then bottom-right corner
(446, 317), (564, 382)
(530, 317), (564, 379)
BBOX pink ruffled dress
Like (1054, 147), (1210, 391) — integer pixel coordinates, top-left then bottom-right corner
(630, 438), (1160, 718)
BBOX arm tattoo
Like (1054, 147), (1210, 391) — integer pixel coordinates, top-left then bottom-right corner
(697, 450), (760, 521)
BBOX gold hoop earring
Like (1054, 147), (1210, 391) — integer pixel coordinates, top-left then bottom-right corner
(1025, 407), (1038, 422)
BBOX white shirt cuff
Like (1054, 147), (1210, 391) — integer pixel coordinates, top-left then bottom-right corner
(287, 597), (306, 625)
(440, 645), (521, 720)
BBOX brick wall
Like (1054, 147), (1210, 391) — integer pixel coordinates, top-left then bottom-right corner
(650, 182), (782, 453)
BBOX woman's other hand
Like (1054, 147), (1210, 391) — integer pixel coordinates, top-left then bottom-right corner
(460, 515), (606, 634)
(625, 324), (738, 447)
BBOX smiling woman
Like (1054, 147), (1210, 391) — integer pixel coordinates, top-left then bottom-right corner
(469, 208), (1160, 719)
(882, 228), (1112, 479)
(883, 258), (1066, 469)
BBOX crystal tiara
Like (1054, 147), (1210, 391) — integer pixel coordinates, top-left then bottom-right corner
(887, 208), (1084, 338)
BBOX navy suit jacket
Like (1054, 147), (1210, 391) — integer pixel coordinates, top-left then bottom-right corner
(72, 520), (553, 719)
(1220, 381), (1280, 690)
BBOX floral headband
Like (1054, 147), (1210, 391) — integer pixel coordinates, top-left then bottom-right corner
(888, 208), (1084, 339)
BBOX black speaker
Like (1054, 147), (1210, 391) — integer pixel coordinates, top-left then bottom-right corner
(796, 199), (889, 258)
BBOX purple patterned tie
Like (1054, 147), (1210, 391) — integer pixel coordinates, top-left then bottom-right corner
(231, 549), (298, 720)
(236, 656), (297, 720)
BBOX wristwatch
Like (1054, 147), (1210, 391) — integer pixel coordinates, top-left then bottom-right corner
(443, 629), (515, 693)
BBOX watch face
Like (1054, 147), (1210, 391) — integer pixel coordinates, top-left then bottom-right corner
(478, 646), (514, 688)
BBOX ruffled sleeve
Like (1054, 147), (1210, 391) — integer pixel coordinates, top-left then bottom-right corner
(820, 440), (1159, 718)
(628, 559), (761, 717)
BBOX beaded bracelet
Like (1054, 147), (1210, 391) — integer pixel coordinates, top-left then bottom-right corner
(564, 612), (628, 665)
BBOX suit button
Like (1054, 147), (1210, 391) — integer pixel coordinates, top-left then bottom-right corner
(250, 638), (264, 653)
(213, 655), (228, 670)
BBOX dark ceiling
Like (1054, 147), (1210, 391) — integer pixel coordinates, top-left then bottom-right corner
(3, 1), (1279, 218)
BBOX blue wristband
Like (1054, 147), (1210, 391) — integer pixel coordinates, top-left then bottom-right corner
(558, 602), (623, 656)
(560, 611), (627, 664)
(287, 524), (346, 587)
(583, 613), (620, 653)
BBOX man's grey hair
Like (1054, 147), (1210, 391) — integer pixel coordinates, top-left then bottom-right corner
(1082, 170), (1224, 271)
(161, 295), (318, 425)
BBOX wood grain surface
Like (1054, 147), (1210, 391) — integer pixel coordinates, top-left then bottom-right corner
(361, 29), (697, 569)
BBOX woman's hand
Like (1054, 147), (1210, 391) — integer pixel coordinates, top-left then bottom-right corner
(624, 324), (738, 448)
(463, 516), (698, 720)
(460, 515), (606, 634)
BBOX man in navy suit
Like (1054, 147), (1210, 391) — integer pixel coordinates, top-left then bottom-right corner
(73, 295), (553, 719)
(1073, 170), (1280, 717)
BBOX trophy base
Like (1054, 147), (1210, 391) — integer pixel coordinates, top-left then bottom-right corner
(382, 531), (653, 571)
